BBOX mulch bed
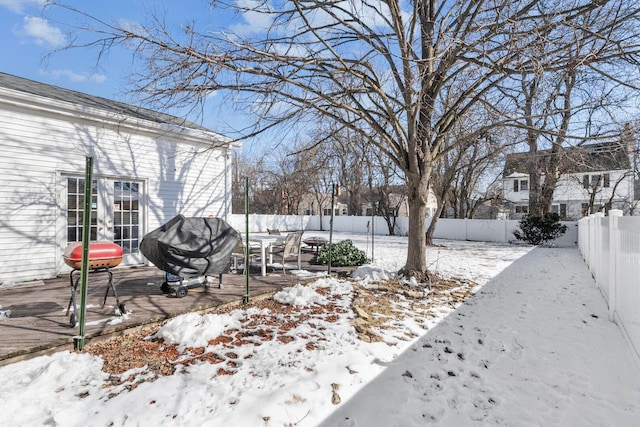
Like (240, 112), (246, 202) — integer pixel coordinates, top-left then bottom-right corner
(83, 275), (476, 395)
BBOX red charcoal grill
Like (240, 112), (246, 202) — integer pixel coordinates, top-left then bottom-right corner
(63, 241), (125, 327)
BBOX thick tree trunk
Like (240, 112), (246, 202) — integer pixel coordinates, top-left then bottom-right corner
(403, 172), (430, 277)
(528, 148), (542, 217)
(425, 202), (444, 246)
(539, 175), (558, 215)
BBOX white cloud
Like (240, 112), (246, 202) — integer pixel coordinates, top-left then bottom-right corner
(22, 16), (66, 47)
(0, 0), (44, 14)
(229, 0), (274, 36)
(46, 69), (107, 84)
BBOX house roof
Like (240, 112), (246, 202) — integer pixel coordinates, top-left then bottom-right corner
(0, 72), (211, 133)
(503, 142), (631, 176)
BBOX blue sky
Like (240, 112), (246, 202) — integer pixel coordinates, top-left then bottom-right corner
(0, 0), (273, 154)
(2, 1), (148, 100)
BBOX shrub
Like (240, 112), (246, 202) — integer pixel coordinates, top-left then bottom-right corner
(513, 212), (568, 245)
(317, 239), (369, 267)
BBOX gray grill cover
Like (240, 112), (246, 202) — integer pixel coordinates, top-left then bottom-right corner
(140, 215), (241, 277)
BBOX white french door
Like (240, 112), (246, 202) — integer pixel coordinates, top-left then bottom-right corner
(65, 176), (145, 265)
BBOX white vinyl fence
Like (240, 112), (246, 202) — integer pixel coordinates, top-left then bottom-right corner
(578, 210), (640, 362)
(228, 214), (578, 246)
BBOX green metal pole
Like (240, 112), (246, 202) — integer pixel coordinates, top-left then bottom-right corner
(243, 177), (250, 304)
(74, 156), (93, 351)
(328, 183), (335, 275)
(371, 202), (375, 263)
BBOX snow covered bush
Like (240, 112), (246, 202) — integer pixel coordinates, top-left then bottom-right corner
(317, 239), (369, 267)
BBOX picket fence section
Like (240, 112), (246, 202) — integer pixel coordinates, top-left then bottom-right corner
(228, 214), (578, 246)
(578, 210), (640, 362)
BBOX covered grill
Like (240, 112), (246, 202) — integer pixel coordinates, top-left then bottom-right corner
(140, 215), (241, 297)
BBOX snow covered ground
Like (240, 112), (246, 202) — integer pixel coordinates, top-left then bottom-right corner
(1, 233), (639, 426)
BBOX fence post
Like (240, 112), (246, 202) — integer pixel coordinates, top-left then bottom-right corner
(593, 213), (605, 277)
(607, 209), (623, 322)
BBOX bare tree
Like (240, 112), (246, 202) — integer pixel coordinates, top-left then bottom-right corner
(232, 154), (279, 214)
(497, 2), (640, 216)
(425, 108), (508, 245)
(50, 0), (640, 278)
(447, 138), (504, 220)
(567, 125), (637, 216)
(367, 156), (407, 236)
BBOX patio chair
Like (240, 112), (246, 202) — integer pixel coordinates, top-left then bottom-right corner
(270, 231), (303, 273)
(230, 239), (260, 273)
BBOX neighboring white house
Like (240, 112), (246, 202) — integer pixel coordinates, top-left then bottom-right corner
(502, 141), (635, 220)
(0, 73), (238, 285)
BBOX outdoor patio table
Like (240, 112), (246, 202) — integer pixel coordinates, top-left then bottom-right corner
(249, 234), (286, 276)
(303, 237), (328, 256)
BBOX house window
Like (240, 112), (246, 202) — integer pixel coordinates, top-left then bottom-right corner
(603, 174), (610, 188)
(551, 204), (567, 219)
(513, 179), (528, 192)
(591, 175), (601, 187)
(113, 181), (141, 255)
(67, 178), (98, 243)
(583, 175), (590, 189)
(515, 205), (528, 214)
(581, 203), (590, 216)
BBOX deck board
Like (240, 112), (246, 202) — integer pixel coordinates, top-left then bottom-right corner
(0, 251), (341, 365)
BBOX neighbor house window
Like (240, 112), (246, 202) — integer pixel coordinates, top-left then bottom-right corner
(591, 175), (601, 187)
(551, 204), (567, 219)
(515, 205), (528, 214)
(513, 179), (528, 192)
(603, 174), (610, 188)
(583, 175), (590, 189)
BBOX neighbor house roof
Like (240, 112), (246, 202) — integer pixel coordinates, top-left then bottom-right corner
(0, 72), (211, 133)
(503, 142), (631, 177)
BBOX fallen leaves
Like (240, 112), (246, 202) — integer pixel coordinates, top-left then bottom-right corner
(82, 274), (477, 398)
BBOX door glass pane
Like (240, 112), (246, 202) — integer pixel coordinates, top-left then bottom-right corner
(66, 177), (98, 243)
(113, 180), (141, 255)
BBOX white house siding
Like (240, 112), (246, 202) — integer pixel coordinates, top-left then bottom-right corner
(553, 171), (634, 206)
(0, 86), (232, 285)
(504, 170), (634, 220)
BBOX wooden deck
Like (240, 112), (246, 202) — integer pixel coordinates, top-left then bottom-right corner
(0, 251), (342, 366)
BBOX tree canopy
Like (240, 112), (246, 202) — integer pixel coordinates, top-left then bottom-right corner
(51, 0), (640, 278)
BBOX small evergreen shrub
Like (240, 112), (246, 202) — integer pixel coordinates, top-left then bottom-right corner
(317, 239), (369, 267)
(513, 212), (568, 245)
